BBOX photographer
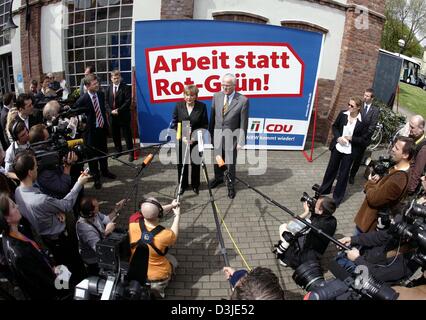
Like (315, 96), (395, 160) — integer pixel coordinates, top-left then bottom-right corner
(354, 136), (414, 233)
(4, 121), (29, 173)
(128, 197), (179, 298)
(15, 93), (42, 130)
(276, 196), (337, 269)
(406, 115), (426, 195)
(337, 227), (419, 284)
(76, 196), (127, 276)
(14, 150), (89, 285)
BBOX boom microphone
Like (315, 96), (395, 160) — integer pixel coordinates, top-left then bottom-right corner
(216, 155), (227, 171)
(141, 154), (154, 169)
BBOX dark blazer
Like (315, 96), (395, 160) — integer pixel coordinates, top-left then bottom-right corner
(172, 100), (208, 134)
(362, 103), (380, 143)
(2, 234), (57, 299)
(106, 81), (132, 125)
(330, 111), (369, 158)
(1, 106), (9, 133)
(74, 91), (109, 145)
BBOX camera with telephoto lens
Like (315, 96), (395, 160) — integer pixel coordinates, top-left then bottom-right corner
(388, 212), (426, 269)
(47, 105), (88, 140)
(300, 184), (321, 213)
(273, 219), (311, 266)
(366, 156), (394, 177)
(74, 231), (151, 300)
(292, 260), (399, 300)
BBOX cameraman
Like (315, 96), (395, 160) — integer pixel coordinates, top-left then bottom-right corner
(76, 196), (127, 276)
(354, 136), (414, 233)
(29, 123), (77, 199)
(43, 100), (84, 187)
(277, 196), (337, 269)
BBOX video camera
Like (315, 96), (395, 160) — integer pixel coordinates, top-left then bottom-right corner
(366, 156), (394, 177)
(74, 231), (151, 300)
(300, 184), (321, 213)
(293, 260), (399, 300)
(47, 105), (88, 140)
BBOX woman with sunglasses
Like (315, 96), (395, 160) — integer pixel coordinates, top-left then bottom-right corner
(318, 97), (369, 207)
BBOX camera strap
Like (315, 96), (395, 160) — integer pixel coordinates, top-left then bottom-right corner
(78, 219), (104, 239)
(131, 219), (168, 256)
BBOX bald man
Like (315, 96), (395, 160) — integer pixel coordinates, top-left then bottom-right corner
(407, 115), (426, 195)
(128, 197), (179, 298)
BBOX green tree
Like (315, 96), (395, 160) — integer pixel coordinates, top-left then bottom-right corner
(382, 0), (426, 57)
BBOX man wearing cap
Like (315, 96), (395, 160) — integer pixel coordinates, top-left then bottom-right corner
(128, 197), (179, 298)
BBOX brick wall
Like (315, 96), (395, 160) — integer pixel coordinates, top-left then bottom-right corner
(161, 0), (194, 19)
(20, 3), (43, 91)
(324, 0), (385, 144)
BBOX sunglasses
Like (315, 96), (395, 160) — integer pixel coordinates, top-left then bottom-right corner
(348, 103), (357, 108)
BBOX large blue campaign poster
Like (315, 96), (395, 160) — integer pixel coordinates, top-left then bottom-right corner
(135, 20), (324, 150)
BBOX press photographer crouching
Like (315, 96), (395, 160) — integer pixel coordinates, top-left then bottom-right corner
(128, 197), (180, 298)
(336, 205), (425, 285)
(76, 196), (127, 276)
(274, 193), (337, 269)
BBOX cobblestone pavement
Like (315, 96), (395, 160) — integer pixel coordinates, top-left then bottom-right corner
(87, 143), (387, 300)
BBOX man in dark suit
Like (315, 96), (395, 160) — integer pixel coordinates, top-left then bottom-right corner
(74, 74), (116, 189)
(106, 70), (134, 162)
(349, 88), (380, 184)
(15, 93), (43, 131)
(209, 74), (249, 199)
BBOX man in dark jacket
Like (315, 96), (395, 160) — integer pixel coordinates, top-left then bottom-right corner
(349, 88), (380, 184)
(106, 70), (133, 162)
(277, 196), (337, 269)
(74, 74), (116, 189)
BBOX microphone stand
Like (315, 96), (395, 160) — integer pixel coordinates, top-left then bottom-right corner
(200, 151), (230, 267)
(176, 139), (190, 203)
(232, 174), (350, 251)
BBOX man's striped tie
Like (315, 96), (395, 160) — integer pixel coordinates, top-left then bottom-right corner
(92, 94), (104, 128)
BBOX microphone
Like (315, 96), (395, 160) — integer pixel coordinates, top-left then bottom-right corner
(198, 130), (204, 154)
(176, 122), (182, 141)
(66, 138), (84, 149)
(141, 153), (154, 169)
(216, 155), (227, 171)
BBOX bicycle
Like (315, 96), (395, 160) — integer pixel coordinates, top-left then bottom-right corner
(367, 122), (383, 151)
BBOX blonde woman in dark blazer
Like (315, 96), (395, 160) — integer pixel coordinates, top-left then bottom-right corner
(318, 97), (368, 206)
(172, 85), (208, 195)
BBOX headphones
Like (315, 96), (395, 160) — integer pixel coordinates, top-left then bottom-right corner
(140, 198), (164, 219)
(11, 121), (21, 141)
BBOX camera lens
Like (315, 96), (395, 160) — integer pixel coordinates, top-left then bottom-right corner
(292, 260), (324, 291)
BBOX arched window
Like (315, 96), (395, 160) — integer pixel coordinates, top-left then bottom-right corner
(280, 21), (328, 34)
(213, 11), (268, 24)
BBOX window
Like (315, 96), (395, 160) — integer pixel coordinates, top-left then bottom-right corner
(64, 1), (134, 89)
(213, 11), (268, 24)
(0, 0), (12, 47)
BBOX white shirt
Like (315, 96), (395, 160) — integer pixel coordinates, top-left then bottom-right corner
(186, 104), (194, 116)
(224, 91), (235, 106)
(18, 114), (29, 130)
(335, 111), (362, 155)
(364, 103), (371, 115)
